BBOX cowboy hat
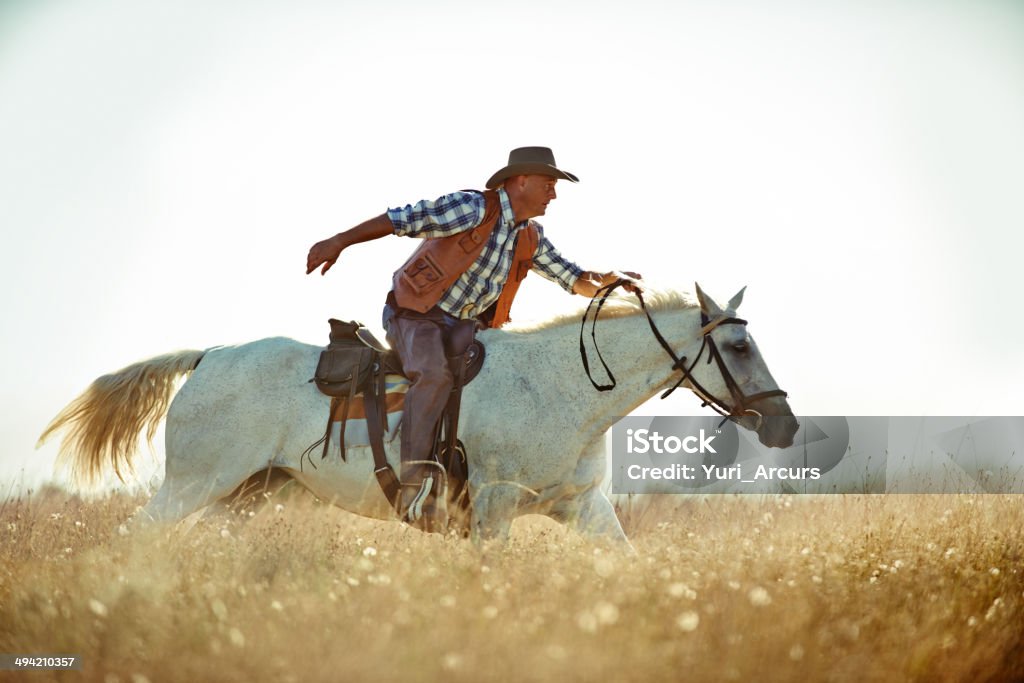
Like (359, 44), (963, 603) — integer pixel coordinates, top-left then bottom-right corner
(485, 146), (580, 190)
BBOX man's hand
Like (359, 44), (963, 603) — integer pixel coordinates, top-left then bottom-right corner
(305, 214), (396, 276)
(306, 234), (345, 275)
(572, 270), (644, 297)
(617, 271), (643, 294)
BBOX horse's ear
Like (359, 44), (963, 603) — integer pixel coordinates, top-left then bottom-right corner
(727, 286), (746, 312)
(695, 282), (723, 317)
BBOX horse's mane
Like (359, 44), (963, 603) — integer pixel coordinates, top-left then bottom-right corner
(504, 286), (697, 334)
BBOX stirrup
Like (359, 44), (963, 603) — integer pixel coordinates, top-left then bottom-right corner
(402, 477), (434, 523)
(396, 469), (449, 533)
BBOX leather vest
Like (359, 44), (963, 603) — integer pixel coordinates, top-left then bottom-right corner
(391, 190), (537, 328)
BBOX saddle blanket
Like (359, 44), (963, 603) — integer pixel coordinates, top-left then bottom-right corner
(327, 374), (408, 456)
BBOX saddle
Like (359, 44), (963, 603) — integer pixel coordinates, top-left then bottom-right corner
(309, 318), (483, 527)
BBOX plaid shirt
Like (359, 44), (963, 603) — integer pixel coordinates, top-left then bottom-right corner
(387, 187), (584, 319)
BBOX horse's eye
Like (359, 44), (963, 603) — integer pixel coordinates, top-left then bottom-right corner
(732, 341), (749, 353)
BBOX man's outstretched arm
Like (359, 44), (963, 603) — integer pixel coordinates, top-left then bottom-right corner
(305, 214), (395, 275)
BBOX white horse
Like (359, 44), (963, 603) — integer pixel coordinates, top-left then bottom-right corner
(39, 283), (797, 546)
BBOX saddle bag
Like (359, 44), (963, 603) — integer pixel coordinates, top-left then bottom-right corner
(313, 319), (378, 398)
(309, 319), (391, 470)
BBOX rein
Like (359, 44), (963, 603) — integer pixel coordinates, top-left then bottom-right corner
(579, 280), (787, 426)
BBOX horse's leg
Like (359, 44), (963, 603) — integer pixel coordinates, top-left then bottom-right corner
(549, 488), (634, 551)
(137, 470), (248, 525)
(199, 468), (302, 522)
(137, 481), (217, 525)
(136, 439), (264, 526)
(470, 485), (520, 547)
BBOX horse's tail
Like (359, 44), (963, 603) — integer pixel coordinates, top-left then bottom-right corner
(37, 349), (207, 487)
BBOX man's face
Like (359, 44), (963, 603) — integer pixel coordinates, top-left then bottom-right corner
(519, 174), (558, 218)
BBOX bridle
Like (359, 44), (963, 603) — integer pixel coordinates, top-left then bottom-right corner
(579, 280), (788, 429)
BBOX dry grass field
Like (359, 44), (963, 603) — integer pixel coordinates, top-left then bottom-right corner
(1, 489), (1022, 683)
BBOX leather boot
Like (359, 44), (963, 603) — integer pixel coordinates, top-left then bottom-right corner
(397, 464), (448, 534)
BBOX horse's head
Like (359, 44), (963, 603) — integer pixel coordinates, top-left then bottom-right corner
(684, 283), (799, 448)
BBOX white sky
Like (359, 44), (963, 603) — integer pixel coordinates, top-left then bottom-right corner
(2, 0), (1023, 494)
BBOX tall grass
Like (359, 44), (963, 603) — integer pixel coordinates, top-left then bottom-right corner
(1, 489), (1022, 682)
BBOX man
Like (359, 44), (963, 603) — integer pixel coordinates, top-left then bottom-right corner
(306, 146), (638, 531)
